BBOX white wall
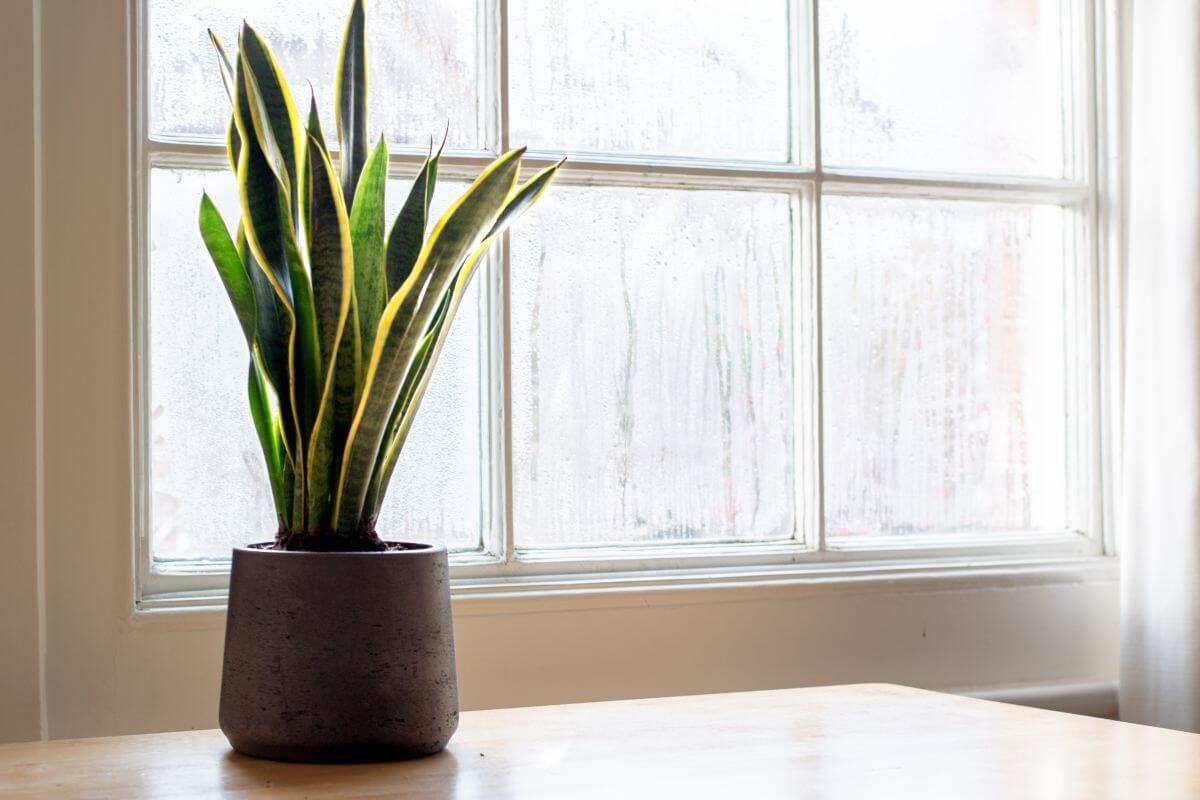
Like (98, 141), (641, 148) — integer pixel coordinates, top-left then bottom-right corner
(0, 0), (1121, 743)
(0, 0), (44, 745)
(75, 569), (1118, 738)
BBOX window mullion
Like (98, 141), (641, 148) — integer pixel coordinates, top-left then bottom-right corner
(494, 0), (515, 565)
(497, 0), (510, 154)
(819, 176), (1091, 206)
(797, 181), (822, 552)
(144, 138), (1090, 202)
(807, 0), (826, 553)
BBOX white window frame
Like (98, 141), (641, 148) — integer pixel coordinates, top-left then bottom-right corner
(135, 0), (1119, 609)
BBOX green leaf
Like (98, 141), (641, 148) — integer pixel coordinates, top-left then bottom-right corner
(239, 23), (303, 207)
(306, 91), (327, 154)
(205, 4), (561, 540)
(237, 137), (294, 302)
(301, 92), (325, 239)
(487, 158), (565, 240)
(307, 140), (351, 366)
(365, 237), (487, 518)
(334, 0), (368, 206)
(291, 454), (305, 529)
(234, 103), (317, 490)
(233, 48), (321, 491)
(208, 31), (242, 176)
(332, 299), (364, 518)
(384, 141), (443, 297)
(332, 148), (525, 534)
(304, 133), (355, 530)
(238, 226), (295, 472)
(366, 160), (565, 519)
(225, 118), (242, 176)
(334, 297), (362, 461)
(285, 217), (323, 469)
(349, 137), (389, 369)
(361, 289), (453, 522)
(202, 187), (293, 531)
(208, 29), (236, 100)
(232, 46), (321, 437)
(248, 353), (290, 529)
(231, 56), (309, 482)
(233, 54), (294, 303)
(198, 194), (256, 344)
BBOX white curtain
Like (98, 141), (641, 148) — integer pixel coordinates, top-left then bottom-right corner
(1121, 0), (1200, 732)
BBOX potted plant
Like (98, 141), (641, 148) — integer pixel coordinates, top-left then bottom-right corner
(197, 0), (560, 763)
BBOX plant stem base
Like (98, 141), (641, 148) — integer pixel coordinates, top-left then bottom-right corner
(271, 529), (388, 552)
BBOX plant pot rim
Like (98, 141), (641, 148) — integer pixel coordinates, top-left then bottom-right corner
(233, 541), (446, 557)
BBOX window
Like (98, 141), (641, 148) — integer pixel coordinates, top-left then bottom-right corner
(140, 0), (1106, 595)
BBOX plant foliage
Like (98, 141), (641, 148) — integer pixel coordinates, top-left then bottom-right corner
(198, 0), (560, 548)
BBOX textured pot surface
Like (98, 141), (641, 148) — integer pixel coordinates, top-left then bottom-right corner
(219, 542), (458, 763)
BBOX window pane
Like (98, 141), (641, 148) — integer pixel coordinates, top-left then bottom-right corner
(149, 167), (485, 560)
(821, 195), (1068, 538)
(819, 0), (1067, 177)
(148, 0), (483, 151)
(511, 186), (795, 548)
(509, 0), (791, 162)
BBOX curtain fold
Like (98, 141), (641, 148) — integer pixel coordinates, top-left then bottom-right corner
(1120, 0), (1200, 733)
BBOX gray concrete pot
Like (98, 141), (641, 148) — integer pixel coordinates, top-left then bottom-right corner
(219, 542), (458, 763)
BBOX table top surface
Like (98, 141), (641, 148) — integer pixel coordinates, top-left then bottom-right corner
(1, 683), (1197, 799)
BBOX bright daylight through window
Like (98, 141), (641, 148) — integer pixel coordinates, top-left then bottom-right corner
(144, 0), (1098, 575)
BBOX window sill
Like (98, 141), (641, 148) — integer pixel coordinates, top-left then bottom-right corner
(133, 545), (1116, 621)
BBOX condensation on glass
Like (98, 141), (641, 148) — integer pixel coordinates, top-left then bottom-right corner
(148, 0), (483, 151)
(148, 168), (484, 560)
(146, 0), (1084, 559)
(819, 0), (1067, 177)
(509, 0), (791, 162)
(510, 185), (796, 547)
(821, 195), (1069, 538)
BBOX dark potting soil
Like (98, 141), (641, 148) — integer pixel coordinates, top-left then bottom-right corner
(267, 529), (396, 552)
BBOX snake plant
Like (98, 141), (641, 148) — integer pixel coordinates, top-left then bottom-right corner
(198, 0), (560, 549)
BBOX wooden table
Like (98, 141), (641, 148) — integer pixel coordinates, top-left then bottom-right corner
(2, 684), (1197, 799)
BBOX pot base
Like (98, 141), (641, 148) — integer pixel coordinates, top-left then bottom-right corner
(227, 738), (450, 764)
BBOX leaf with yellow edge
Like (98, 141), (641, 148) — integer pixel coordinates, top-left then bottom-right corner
(235, 46), (322, 453)
(361, 266), (463, 523)
(303, 134), (355, 530)
(486, 158), (565, 240)
(385, 137), (443, 297)
(232, 50), (322, 510)
(364, 159), (564, 519)
(198, 193), (256, 344)
(248, 352), (291, 529)
(239, 23), (304, 210)
(233, 53), (294, 302)
(331, 148), (525, 534)
(207, 31), (241, 173)
(349, 138), (389, 372)
(334, 0), (368, 206)
(306, 92), (328, 154)
(197, 1), (564, 541)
